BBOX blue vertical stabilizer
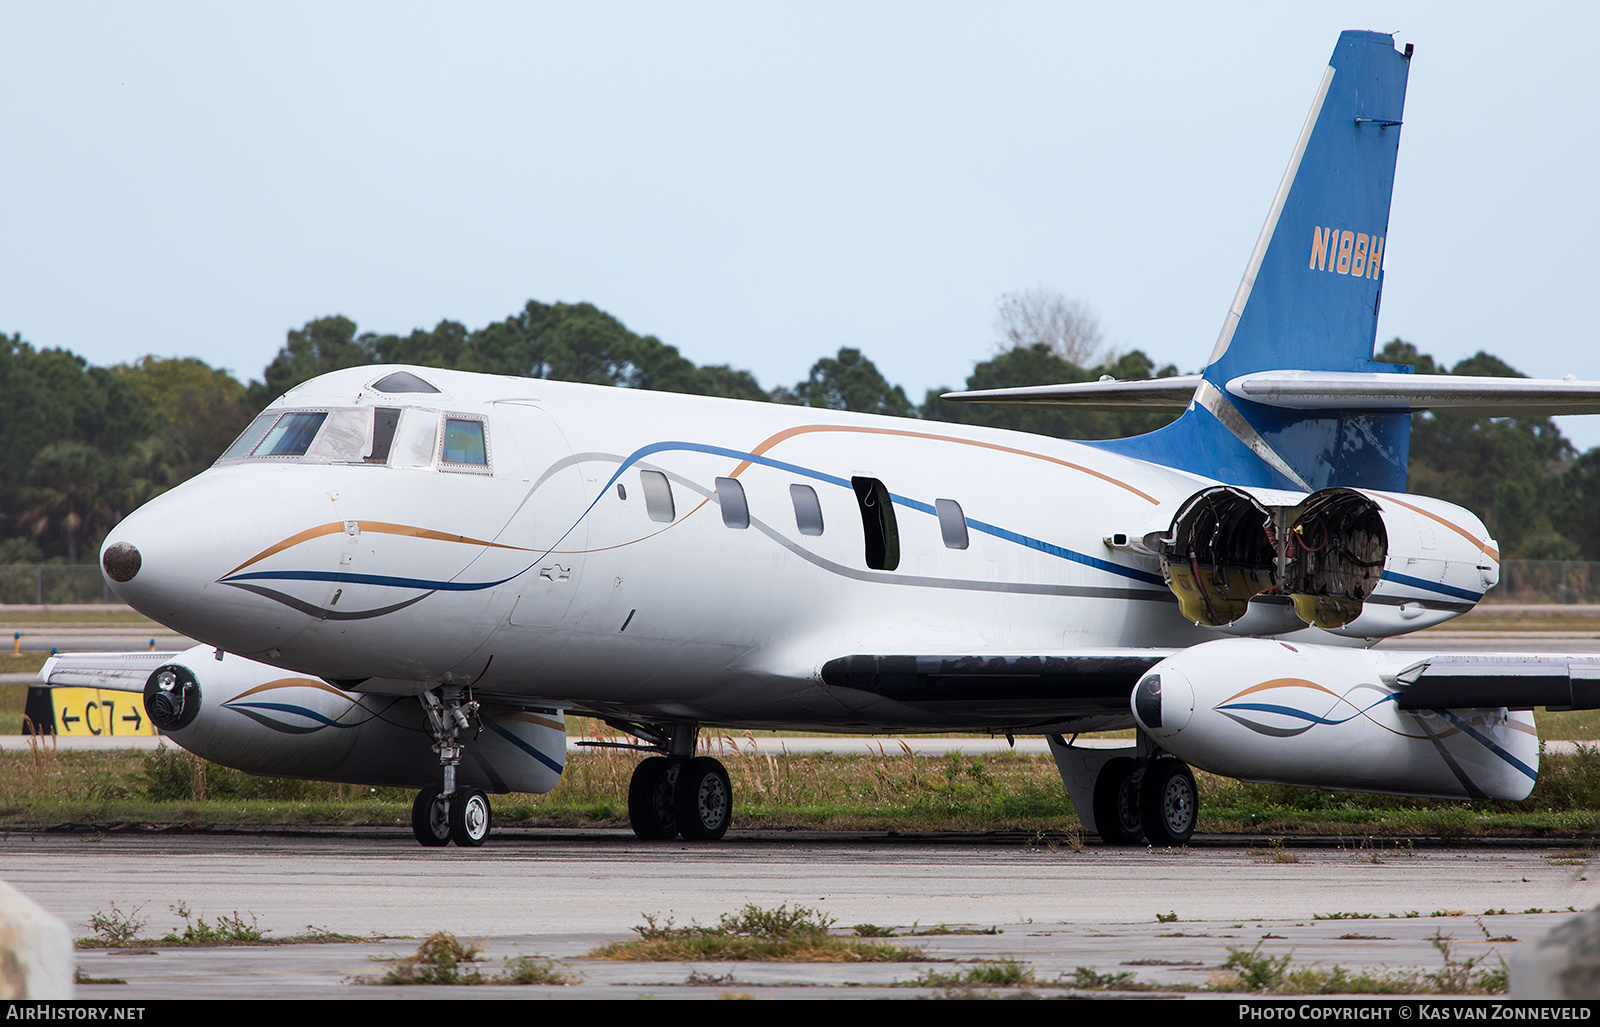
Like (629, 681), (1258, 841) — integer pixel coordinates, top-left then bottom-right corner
(1092, 31), (1414, 492)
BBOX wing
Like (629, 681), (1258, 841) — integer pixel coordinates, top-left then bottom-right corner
(817, 647), (1600, 735)
(38, 651), (185, 692)
(1393, 654), (1600, 710)
(819, 650), (1177, 728)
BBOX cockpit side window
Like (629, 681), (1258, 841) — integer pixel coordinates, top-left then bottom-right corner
(391, 410), (439, 468)
(253, 412), (328, 457)
(440, 417), (490, 471)
(367, 408), (401, 464)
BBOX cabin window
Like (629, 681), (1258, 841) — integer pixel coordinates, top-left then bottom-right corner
(366, 408), (401, 464)
(440, 418), (489, 468)
(936, 498), (970, 550)
(852, 477), (900, 570)
(253, 411), (328, 457)
(790, 484), (824, 536)
(716, 477), (749, 529)
(640, 470), (675, 522)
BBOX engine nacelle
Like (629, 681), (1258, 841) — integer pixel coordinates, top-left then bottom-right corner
(142, 645), (565, 793)
(1154, 485), (1498, 637)
(1130, 638), (1537, 801)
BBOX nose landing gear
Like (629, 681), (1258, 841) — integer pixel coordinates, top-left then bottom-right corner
(410, 687), (495, 848)
(411, 786), (451, 847)
(449, 787), (492, 847)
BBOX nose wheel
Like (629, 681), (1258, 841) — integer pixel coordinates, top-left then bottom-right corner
(410, 785), (494, 847)
(411, 687), (495, 848)
(411, 787), (451, 846)
(450, 788), (492, 847)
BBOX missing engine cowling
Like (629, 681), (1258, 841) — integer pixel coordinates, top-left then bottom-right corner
(1281, 488), (1386, 629)
(1157, 486), (1387, 630)
(1160, 487), (1277, 627)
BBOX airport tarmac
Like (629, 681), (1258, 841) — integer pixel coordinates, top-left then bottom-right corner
(6, 831), (1596, 999)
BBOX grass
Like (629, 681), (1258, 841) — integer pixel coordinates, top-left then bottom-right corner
(909, 959), (1037, 989)
(585, 903), (925, 962)
(1213, 934), (1509, 995)
(364, 932), (580, 986)
(9, 742), (1600, 836)
(76, 900), (372, 949)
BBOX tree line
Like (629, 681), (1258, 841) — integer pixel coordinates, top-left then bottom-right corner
(0, 297), (1592, 565)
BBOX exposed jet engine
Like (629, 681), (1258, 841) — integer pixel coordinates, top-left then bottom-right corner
(1153, 486), (1498, 637)
(1130, 638), (1538, 801)
(135, 645), (566, 795)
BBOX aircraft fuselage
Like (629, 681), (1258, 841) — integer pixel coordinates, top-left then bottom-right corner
(102, 365), (1491, 733)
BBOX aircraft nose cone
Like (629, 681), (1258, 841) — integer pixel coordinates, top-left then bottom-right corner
(100, 466), (336, 654)
(102, 541), (141, 582)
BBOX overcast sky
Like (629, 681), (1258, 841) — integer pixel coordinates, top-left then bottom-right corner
(4, 2), (1598, 445)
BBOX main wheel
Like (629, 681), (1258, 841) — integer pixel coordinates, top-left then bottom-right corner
(1140, 759), (1198, 846)
(628, 756), (680, 840)
(1092, 757), (1145, 844)
(448, 788), (492, 847)
(411, 787), (451, 847)
(673, 756), (732, 841)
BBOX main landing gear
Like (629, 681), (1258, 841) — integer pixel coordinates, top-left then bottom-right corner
(591, 721), (733, 841)
(1048, 736), (1198, 847)
(1090, 755), (1198, 846)
(411, 687), (494, 848)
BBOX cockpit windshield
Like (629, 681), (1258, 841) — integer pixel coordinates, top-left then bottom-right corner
(255, 412), (328, 457)
(215, 405), (485, 474)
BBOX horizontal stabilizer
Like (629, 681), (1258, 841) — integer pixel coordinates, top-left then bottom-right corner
(820, 651), (1174, 703)
(1227, 371), (1600, 415)
(942, 376), (1201, 409)
(945, 370), (1600, 417)
(39, 651), (183, 692)
(1395, 655), (1600, 711)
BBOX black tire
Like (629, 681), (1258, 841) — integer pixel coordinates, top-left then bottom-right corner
(628, 756), (680, 840)
(449, 788), (492, 847)
(1092, 757), (1145, 844)
(673, 756), (732, 841)
(1140, 759), (1198, 847)
(411, 787), (451, 847)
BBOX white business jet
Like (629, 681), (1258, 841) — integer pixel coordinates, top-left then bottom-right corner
(47, 31), (1600, 848)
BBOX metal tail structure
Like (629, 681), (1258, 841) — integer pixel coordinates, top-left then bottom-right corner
(1090, 30), (1414, 493)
